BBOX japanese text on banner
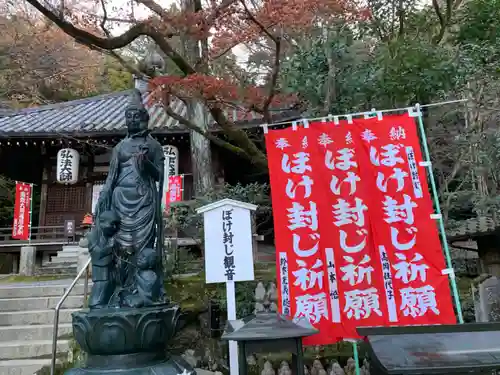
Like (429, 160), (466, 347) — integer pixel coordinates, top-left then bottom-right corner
(12, 182), (32, 241)
(165, 175), (183, 207)
(266, 128), (335, 345)
(352, 114), (455, 326)
(313, 123), (387, 339)
(266, 114), (456, 344)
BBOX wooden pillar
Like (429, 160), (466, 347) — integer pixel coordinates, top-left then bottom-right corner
(84, 150), (94, 214)
(38, 144), (49, 227)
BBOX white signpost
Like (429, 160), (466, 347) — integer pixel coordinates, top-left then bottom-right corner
(196, 198), (257, 375)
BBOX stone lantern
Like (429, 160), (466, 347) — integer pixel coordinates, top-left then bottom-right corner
(221, 282), (318, 375)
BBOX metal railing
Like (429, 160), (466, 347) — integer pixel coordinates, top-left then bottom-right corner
(0, 225), (86, 247)
(50, 258), (91, 375)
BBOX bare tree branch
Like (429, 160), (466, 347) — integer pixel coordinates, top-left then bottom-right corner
(207, 104), (268, 169)
(99, 0), (111, 37)
(163, 104), (251, 159)
(432, 0), (445, 34)
(136, 0), (171, 20)
(432, 0), (463, 44)
(239, 0), (282, 121)
(25, 0), (174, 49)
(261, 38), (281, 123)
(107, 50), (145, 77)
(25, 0), (269, 170)
(397, 0), (404, 37)
(240, 0), (278, 43)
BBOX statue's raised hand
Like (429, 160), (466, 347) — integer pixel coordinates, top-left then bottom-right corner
(136, 144), (158, 178)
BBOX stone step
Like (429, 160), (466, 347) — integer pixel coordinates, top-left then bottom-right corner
(0, 283), (89, 299)
(0, 309), (79, 326)
(40, 262), (77, 268)
(51, 255), (79, 262)
(0, 296), (84, 312)
(0, 339), (70, 360)
(0, 358), (61, 375)
(37, 271), (77, 278)
(37, 264), (78, 276)
(0, 323), (72, 342)
(48, 257), (79, 264)
(62, 245), (82, 252)
(54, 250), (80, 257)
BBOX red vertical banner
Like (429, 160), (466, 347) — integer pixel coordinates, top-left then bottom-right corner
(310, 121), (388, 339)
(350, 114), (455, 327)
(266, 127), (338, 345)
(165, 175), (183, 207)
(267, 113), (456, 344)
(12, 182), (32, 240)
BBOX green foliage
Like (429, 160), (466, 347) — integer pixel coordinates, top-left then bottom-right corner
(101, 57), (134, 92)
(166, 182), (271, 243)
(164, 182), (272, 317)
(0, 177), (15, 227)
(455, 0), (500, 45)
(280, 0), (500, 224)
(281, 27), (459, 116)
(164, 263), (276, 318)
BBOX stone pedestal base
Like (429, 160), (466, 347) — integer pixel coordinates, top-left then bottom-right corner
(65, 354), (195, 375)
(65, 304), (196, 375)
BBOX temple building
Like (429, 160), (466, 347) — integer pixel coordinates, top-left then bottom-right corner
(0, 81), (301, 274)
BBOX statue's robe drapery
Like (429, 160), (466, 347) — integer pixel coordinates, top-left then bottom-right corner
(95, 130), (164, 289)
(88, 228), (116, 308)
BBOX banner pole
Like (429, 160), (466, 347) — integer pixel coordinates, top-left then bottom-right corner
(413, 104), (464, 324)
(28, 183), (33, 244)
(352, 341), (361, 375)
(181, 174), (184, 201)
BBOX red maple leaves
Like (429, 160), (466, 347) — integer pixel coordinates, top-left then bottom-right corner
(148, 74), (297, 111)
(209, 0), (359, 57)
(145, 0), (364, 114)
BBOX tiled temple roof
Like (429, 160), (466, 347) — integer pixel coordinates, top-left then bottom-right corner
(447, 216), (499, 241)
(0, 90), (300, 137)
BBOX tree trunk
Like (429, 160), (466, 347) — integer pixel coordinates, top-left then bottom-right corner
(180, 0), (215, 196)
(188, 100), (214, 195)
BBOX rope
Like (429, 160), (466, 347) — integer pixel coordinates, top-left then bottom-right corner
(260, 98), (469, 131)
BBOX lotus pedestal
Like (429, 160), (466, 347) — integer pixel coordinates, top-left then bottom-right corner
(65, 304), (196, 375)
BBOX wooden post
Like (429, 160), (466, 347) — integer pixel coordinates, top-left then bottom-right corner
(226, 280), (239, 375)
(251, 214), (258, 263)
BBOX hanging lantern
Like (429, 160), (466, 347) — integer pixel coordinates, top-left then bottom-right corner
(163, 145), (179, 178)
(56, 148), (79, 185)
